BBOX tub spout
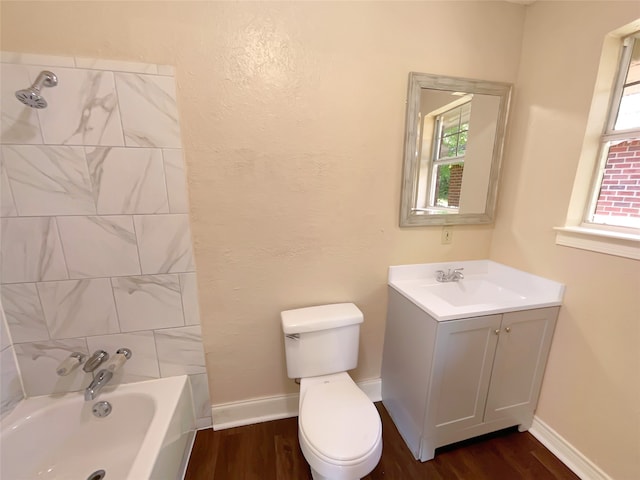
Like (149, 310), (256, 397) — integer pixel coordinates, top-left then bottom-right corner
(85, 369), (113, 401)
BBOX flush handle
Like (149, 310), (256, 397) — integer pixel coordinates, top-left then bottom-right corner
(286, 334), (300, 340)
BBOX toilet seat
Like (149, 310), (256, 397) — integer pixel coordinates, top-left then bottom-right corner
(300, 379), (381, 463)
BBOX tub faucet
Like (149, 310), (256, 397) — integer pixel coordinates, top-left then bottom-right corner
(84, 369), (113, 401)
(83, 349), (108, 372)
(435, 268), (464, 282)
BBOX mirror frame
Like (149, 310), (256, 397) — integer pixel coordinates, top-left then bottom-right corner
(400, 72), (512, 226)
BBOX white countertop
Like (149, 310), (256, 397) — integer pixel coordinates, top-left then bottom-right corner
(388, 260), (565, 321)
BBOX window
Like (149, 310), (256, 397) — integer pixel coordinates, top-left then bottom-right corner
(556, 26), (640, 260)
(587, 32), (640, 230)
(429, 101), (471, 210)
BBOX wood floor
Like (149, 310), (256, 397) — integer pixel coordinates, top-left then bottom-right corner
(184, 403), (579, 480)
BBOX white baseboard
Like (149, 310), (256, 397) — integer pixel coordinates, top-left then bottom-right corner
(212, 378), (381, 431)
(529, 416), (611, 480)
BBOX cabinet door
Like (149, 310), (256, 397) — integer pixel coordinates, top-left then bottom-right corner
(484, 307), (559, 426)
(425, 315), (501, 439)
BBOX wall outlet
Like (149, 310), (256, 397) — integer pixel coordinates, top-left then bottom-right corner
(442, 227), (453, 244)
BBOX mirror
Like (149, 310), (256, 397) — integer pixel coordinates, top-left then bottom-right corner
(400, 72), (512, 226)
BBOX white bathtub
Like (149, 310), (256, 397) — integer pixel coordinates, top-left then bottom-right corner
(0, 375), (196, 480)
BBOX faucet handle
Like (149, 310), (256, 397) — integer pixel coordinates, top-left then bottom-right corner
(104, 348), (132, 373)
(435, 270), (446, 282)
(83, 350), (109, 373)
(116, 347), (132, 359)
(56, 352), (86, 376)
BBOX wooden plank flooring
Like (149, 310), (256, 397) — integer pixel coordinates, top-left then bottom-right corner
(184, 403), (579, 479)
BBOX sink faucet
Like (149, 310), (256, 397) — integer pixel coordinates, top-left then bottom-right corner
(84, 369), (113, 401)
(436, 268), (464, 283)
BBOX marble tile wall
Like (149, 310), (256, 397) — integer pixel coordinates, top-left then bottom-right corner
(1, 304), (24, 417)
(0, 52), (211, 427)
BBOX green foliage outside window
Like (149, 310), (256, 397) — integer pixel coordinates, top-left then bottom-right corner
(440, 127), (468, 159)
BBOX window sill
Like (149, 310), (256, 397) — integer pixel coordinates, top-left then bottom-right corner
(554, 226), (640, 260)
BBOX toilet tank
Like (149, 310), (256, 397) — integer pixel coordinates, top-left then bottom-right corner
(281, 303), (364, 379)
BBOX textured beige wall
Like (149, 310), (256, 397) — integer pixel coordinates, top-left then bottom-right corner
(3, 2), (638, 477)
(0, 1), (525, 403)
(490, 3), (640, 479)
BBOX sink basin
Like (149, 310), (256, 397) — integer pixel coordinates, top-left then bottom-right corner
(424, 279), (526, 307)
(389, 260), (564, 321)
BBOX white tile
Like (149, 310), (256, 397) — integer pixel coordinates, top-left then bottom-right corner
(134, 214), (194, 274)
(1, 347), (24, 416)
(162, 149), (189, 213)
(57, 215), (140, 278)
(2, 145), (96, 216)
(38, 278), (119, 339)
(115, 73), (181, 148)
(112, 274), (184, 332)
(14, 339), (91, 396)
(86, 331), (160, 384)
(155, 326), (205, 376)
(36, 66), (124, 146)
(1, 150), (18, 217)
(1, 283), (49, 343)
(86, 147), (169, 214)
(1, 217), (68, 283)
(180, 273), (201, 326)
(0, 51), (75, 68)
(0, 63), (44, 144)
(74, 57), (158, 75)
(189, 373), (212, 420)
(0, 309), (11, 350)
(0, 168), (17, 216)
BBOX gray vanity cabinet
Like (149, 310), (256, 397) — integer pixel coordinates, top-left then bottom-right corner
(381, 287), (559, 462)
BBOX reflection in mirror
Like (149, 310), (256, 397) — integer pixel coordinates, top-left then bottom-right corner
(400, 73), (512, 226)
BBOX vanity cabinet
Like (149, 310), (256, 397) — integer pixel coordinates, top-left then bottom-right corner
(381, 287), (559, 461)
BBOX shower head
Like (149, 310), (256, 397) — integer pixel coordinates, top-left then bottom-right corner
(15, 70), (58, 109)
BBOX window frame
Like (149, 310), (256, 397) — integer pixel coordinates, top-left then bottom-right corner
(556, 24), (640, 260)
(583, 32), (640, 232)
(427, 101), (471, 210)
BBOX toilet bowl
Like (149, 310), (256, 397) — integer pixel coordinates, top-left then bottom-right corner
(281, 303), (383, 480)
(298, 373), (382, 480)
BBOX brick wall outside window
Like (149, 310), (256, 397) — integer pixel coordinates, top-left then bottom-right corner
(448, 164), (464, 207)
(594, 139), (640, 219)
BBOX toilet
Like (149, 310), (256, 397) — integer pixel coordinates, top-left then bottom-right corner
(281, 303), (382, 480)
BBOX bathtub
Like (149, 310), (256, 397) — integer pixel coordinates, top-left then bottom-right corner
(0, 375), (196, 480)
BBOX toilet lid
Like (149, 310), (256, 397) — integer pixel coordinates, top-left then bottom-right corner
(300, 381), (381, 462)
